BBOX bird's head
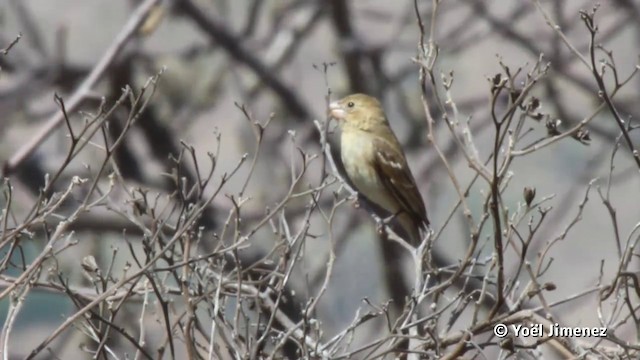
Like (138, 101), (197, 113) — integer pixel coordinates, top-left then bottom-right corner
(328, 93), (388, 130)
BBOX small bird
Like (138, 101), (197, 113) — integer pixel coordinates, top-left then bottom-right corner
(329, 93), (429, 246)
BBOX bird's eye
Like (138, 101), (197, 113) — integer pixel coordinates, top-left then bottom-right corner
(347, 101), (355, 108)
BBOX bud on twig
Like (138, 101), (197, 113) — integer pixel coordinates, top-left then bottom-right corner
(499, 336), (515, 352)
(523, 187), (536, 207)
(81, 256), (98, 272)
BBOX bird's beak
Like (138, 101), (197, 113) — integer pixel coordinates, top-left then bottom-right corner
(329, 101), (346, 120)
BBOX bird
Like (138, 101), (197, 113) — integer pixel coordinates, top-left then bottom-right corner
(329, 93), (429, 246)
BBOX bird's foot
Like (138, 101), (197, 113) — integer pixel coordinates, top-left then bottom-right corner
(375, 221), (389, 240)
(353, 198), (361, 208)
(382, 213), (397, 226)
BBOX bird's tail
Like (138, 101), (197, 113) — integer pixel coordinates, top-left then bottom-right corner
(397, 213), (425, 246)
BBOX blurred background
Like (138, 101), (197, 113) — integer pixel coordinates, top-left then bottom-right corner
(1, 0), (640, 358)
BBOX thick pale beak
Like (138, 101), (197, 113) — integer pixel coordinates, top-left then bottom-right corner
(329, 101), (346, 120)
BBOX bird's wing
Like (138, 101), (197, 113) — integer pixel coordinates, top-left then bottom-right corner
(371, 137), (429, 228)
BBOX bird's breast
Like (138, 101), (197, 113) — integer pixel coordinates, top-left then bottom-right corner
(340, 131), (376, 182)
(340, 131), (397, 211)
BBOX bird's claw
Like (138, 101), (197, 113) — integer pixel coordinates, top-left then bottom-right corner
(349, 194), (361, 208)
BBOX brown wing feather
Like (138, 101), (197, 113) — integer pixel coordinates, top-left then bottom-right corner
(371, 137), (429, 229)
